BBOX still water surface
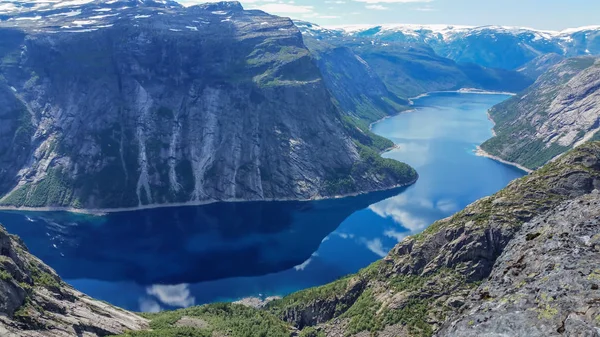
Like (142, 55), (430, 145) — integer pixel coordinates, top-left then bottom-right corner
(0, 92), (525, 312)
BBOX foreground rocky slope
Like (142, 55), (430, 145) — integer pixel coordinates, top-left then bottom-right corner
(481, 56), (600, 169)
(0, 225), (147, 336)
(111, 142), (600, 337)
(439, 191), (600, 336)
(0, 1), (416, 210)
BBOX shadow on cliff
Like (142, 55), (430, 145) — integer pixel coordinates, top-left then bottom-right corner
(0, 187), (405, 285)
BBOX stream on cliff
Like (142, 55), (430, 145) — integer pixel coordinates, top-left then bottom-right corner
(0, 92), (525, 312)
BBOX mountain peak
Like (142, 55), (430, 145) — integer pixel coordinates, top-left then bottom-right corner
(196, 1), (244, 12)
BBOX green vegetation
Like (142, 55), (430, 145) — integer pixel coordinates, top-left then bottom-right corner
(354, 143), (416, 181)
(28, 262), (61, 290)
(322, 142), (417, 196)
(482, 137), (569, 170)
(342, 116), (394, 152)
(298, 327), (325, 337)
(267, 276), (353, 317)
(115, 303), (291, 337)
(1, 168), (76, 208)
(341, 289), (380, 335)
(0, 269), (12, 281)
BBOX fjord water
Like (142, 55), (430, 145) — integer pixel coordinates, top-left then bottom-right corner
(0, 92), (525, 312)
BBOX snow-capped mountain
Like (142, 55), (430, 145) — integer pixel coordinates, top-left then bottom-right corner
(0, 0), (185, 32)
(297, 21), (600, 70)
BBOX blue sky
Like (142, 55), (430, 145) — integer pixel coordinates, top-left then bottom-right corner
(176, 0), (599, 31)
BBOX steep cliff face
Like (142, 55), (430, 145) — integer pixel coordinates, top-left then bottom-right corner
(0, 224), (147, 336)
(0, 1), (416, 210)
(481, 56), (600, 169)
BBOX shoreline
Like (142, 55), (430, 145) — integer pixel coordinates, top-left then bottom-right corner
(475, 146), (533, 174)
(368, 108), (415, 132)
(486, 111), (497, 136)
(0, 177), (418, 216)
(408, 88), (517, 103)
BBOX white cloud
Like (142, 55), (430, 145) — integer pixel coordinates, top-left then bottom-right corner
(364, 238), (388, 257)
(369, 195), (430, 232)
(365, 4), (388, 10)
(436, 199), (458, 213)
(146, 284), (196, 308)
(384, 229), (407, 242)
(139, 298), (162, 313)
(294, 253), (318, 271)
(413, 5), (436, 11)
(335, 232), (355, 239)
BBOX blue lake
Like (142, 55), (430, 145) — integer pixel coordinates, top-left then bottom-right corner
(0, 92), (525, 312)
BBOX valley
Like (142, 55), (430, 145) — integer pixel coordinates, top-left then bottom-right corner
(0, 1), (599, 336)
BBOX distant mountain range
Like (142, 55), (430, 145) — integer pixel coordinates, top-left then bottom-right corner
(298, 22), (600, 70)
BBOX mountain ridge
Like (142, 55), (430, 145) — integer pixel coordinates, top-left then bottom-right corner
(0, 0), (418, 210)
(299, 22), (600, 70)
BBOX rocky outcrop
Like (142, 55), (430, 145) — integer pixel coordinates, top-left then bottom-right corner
(438, 191), (600, 337)
(0, 1), (416, 210)
(0, 225), (147, 336)
(482, 56), (600, 169)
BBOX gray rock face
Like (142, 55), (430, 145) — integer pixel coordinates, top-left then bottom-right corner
(517, 53), (565, 80)
(0, 224), (148, 336)
(0, 1), (416, 210)
(482, 56), (600, 169)
(439, 191), (600, 337)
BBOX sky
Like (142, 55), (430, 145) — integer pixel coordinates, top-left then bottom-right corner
(176, 0), (600, 31)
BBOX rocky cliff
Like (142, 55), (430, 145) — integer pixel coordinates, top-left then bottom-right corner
(481, 56), (600, 169)
(0, 1), (416, 210)
(439, 191), (600, 336)
(0, 224), (147, 336)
